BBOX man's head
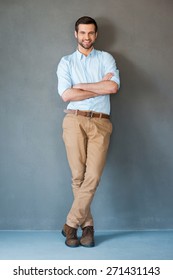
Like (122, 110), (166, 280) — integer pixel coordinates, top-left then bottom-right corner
(75, 16), (98, 33)
(74, 16), (98, 52)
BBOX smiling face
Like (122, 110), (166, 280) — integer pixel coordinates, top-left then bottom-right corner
(75, 24), (98, 55)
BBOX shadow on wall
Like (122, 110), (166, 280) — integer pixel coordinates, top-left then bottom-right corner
(108, 53), (173, 229)
(95, 16), (117, 50)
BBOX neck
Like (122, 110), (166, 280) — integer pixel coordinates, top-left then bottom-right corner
(77, 45), (93, 56)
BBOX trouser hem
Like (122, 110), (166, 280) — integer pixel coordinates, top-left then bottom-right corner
(66, 221), (79, 229)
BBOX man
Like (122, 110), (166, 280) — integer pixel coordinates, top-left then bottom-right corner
(57, 16), (120, 247)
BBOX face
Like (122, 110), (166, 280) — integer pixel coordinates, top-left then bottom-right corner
(75, 24), (97, 51)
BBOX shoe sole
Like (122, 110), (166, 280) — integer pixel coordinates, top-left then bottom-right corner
(80, 241), (95, 247)
(65, 241), (79, 248)
(61, 230), (66, 237)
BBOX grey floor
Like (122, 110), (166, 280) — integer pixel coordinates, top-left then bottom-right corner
(0, 230), (173, 260)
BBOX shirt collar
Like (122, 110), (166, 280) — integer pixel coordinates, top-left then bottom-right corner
(76, 48), (95, 60)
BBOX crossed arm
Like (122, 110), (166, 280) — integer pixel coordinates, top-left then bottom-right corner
(61, 73), (118, 102)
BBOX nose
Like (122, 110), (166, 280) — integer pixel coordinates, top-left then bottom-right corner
(85, 33), (90, 40)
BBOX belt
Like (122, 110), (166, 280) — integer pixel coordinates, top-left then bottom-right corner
(64, 109), (110, 119)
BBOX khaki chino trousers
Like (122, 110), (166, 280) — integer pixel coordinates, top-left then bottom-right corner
(62, 113), (112, 229)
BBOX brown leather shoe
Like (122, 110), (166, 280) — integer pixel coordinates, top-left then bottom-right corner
(80, 226), (95, 247)
(62, 224), (80, 247)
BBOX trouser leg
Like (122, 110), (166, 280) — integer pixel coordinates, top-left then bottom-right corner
(63, 114), (93, 227)
(63, 114), (112, 228)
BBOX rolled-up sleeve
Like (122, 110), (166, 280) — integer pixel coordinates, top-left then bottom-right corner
(102, 52), (120, 89)
(56, 57), (72, 96)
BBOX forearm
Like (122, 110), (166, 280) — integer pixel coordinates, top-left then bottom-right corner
(74, 80), (118, 95)
(61, 87), (98, 102)
(61, 73), (118, 102)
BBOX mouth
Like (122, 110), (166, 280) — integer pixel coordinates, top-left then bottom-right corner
(83, 40), (91, 44)
(83, 41), (92, 47)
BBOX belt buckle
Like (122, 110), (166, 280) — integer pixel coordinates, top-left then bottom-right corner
(87, 111), (93, 118)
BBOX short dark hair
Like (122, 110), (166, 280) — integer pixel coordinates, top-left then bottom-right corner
(75, 16), (98, 33)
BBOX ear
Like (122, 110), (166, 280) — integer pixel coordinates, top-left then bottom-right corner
(74, 31), (78, 38)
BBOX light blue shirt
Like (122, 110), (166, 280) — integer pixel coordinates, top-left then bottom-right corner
(57, 49), (120, 115)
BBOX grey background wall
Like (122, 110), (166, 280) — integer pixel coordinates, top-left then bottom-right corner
(0, 0), (173, 230)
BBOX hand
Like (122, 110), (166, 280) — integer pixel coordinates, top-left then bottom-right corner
(102, 72), (114, 81)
